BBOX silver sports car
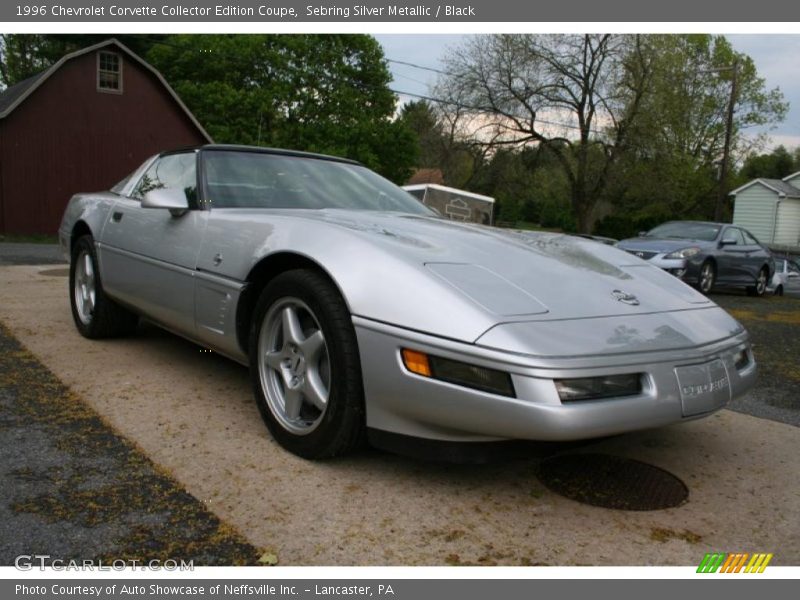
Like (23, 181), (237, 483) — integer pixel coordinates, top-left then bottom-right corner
(60, 145), (757, 459)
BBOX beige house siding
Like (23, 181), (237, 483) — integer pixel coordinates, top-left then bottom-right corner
(775, 198), (800, 246)
(732, 184), (779, 243)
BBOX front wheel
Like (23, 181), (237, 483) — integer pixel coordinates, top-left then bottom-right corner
(698, 261), (716, 295)
(747, 268), (769, 297)
(249, 269), (365, 459)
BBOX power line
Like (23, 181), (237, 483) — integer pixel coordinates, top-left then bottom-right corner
(123, 34), (606, 136)
(391, 70), (435, 88)
(386, 58), (450, 77)
(389, 88), (606, 136)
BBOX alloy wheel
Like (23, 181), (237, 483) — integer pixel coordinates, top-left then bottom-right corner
(257, 298), (331, 435)
(699, 263), (714, 293)
(73, 250), (96, 325)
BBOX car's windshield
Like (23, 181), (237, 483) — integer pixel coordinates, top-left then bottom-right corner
(202, 150), (434, 215)
(645, 222), (720, 241)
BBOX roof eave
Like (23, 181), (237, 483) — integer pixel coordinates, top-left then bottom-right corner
(729, 178), (781, 197)
(0, 38), (213, 144)
(781, 171), (800, 182)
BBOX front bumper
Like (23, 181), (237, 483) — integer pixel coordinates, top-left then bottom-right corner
(647, 255), (689, 277)
(354, 316), (756, 443)
(620, 250), (703, 283)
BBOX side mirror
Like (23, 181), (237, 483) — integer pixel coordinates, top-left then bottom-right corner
(142, 188), (189, 217)
(718, 239), (735, 247)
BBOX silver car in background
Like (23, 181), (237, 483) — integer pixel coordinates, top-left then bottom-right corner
(60, 146), (757, 459)
(767, 257), (800, 297)
(617, 221), (774, 296)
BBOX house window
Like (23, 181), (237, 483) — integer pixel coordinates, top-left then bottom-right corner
(97, 51), (122, 93)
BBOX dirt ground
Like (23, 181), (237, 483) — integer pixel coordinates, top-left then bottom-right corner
(1, 265), (798, 566)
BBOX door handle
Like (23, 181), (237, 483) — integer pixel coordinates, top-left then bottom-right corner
(112, 211), (123, 223)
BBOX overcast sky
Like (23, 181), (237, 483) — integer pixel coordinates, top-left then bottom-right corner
(375, 34), (800, 152)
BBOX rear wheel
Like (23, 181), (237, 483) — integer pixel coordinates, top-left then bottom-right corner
(747, 267), (769, 297)
(69, 235), (138, 338)
(698, 261), (716, 294)
(249, 269), (365, 459)
(776, 285), (784, 297)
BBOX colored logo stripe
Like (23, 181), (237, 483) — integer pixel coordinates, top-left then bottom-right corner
(720, 553), (748, 573)
(697, 553), (773, 573)
(697, 553), (725, 573)
(745, 553), (773, 573)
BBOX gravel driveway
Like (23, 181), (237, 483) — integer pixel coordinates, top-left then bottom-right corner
(0, 265), (798, 566)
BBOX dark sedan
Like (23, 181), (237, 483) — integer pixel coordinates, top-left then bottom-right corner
(617, 221), (774, 296)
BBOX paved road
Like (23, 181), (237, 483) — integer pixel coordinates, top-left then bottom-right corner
(0, 323), (260, 567)
(712, 292), (800, 428)
(0, 243), (64, 266)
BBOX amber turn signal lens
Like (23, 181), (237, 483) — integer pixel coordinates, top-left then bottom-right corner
(401, 348), (516, 397)
(401, 348), (432, 377)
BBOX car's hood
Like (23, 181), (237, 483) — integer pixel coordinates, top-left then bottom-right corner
(291, 210), (713, 321)
(617, 237), (710, 253)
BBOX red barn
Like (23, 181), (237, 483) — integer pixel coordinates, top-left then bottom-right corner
(0, 38), (212, 234)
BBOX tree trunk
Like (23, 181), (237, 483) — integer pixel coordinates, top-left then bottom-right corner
(571, 185), (593, 234)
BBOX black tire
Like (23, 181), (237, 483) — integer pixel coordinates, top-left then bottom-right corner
(698, 260), (716, 295)
(69, 235), (138, 338)
(776, 285), (784, 297)
(747, 267), (769, 297)
(249, 269), (365, 459)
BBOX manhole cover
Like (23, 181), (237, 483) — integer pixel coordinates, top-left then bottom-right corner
(537, 453), (688, 510)
(39, 268), (69, 277)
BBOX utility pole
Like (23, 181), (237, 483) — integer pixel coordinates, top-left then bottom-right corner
(715, 60), (738, 222)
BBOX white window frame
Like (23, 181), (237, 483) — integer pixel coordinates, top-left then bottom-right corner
(97, 51), (123, 94)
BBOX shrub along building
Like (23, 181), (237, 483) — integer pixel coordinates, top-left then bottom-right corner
(0, 38), (211, 235)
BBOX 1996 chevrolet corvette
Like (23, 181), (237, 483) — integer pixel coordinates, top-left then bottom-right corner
(60, 145), (757, 459)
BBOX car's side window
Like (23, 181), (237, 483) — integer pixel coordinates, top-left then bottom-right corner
(721, 228), (744, 245)
(741, 229), (759, 246)
(131, 152), (198, 207)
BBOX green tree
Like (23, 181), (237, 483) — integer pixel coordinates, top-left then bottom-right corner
(146, 34), (414, 182)
(438, 34), (652, 232)
(397, 98), (488, 188)
(740, 146), (796, 180)
(607, 35), (787, 226)
(398, 100), (441, 170)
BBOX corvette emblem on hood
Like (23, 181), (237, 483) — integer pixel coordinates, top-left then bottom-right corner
(612, 289), (640, 305)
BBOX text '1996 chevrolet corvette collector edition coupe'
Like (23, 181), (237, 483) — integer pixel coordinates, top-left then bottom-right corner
(60, 146), (757, 459)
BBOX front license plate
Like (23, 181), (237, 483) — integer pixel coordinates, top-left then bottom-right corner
(675, 359), (731, 417)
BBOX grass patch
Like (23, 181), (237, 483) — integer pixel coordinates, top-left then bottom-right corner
(649, 527), (703, 544)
